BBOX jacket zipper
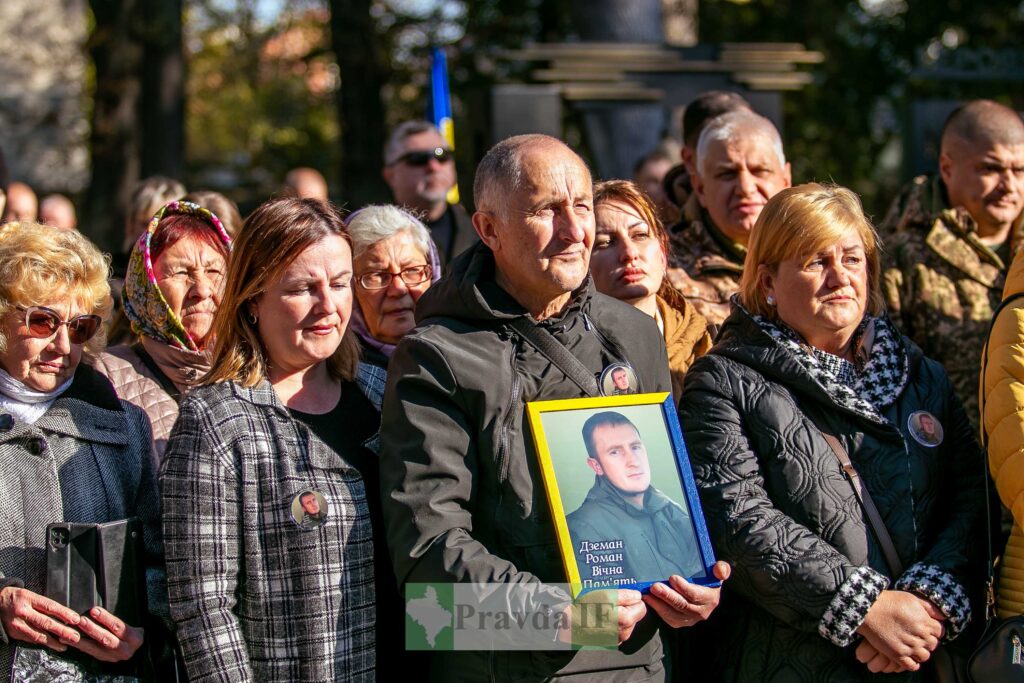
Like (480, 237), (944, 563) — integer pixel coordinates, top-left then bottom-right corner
(498, 337), (522, 484)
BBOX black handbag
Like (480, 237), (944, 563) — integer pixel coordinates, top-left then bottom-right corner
(966, 291), (1024, 682)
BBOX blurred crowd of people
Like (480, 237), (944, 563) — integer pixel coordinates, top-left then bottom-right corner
(1, 92), (1023, 682)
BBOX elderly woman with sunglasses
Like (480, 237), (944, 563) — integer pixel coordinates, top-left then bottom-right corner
(0, 222), (163, 680)
(92, 201), (231, 459)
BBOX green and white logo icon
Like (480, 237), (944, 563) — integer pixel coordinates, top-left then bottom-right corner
(405, 583), (454, 651)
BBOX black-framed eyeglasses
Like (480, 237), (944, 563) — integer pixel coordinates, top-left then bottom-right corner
(390, 147), (453, 167)
(358, 264), (433, 290)
(16, 306), (102, 345)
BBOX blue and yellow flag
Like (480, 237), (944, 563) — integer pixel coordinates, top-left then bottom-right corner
(429, 47), (459, 205)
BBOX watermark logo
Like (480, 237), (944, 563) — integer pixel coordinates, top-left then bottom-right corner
(405, 583), (619, 651)
(405, 583), (455, 651)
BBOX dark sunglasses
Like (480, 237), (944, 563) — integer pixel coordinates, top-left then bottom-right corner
(392, 147), (453, 167)
(17, 306), (102, 345)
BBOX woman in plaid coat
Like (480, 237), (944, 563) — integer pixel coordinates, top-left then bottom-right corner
(160, 198), (375, 682)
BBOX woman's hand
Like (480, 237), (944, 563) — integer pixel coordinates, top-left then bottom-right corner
(643, 561), (731, 628)
(68, 606), (144, 663)
(856, 590), (944, 671)
(0, 586), (83, 652)
(855, 640), (907, 674)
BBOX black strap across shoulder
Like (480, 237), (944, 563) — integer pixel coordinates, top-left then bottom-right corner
(131, 343), (182, 405)
(820, 431), (905, 577)
(506, 317), (601, 398)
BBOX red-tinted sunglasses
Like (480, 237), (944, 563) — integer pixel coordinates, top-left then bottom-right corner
(17, 306), (102, 345)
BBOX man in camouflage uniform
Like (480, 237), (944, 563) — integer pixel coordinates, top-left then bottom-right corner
(666, 109), (791, 326)
(882, 99), (1024, 429)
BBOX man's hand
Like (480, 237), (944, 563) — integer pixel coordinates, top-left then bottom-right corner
(856, 590), (944, 671)
(615, 589), (648, 644)
(69, 606), (144, 663)
(0, 586), (82, 652)
(642, 561), (731, 628)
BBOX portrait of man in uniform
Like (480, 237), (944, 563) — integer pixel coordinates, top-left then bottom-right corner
(909, 411), (943, 447)
(566, 411), (702, 586)
(292, 490), (328, 529)
(601, 365), (637, 396)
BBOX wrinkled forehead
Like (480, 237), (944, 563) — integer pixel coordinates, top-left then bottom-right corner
(708, 133), (783, 167)
(517, 147), (593, 197)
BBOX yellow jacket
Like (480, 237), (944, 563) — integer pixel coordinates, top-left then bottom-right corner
(983, 246), (1024, 617)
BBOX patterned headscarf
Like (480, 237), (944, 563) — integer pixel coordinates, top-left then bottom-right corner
(122, 200), (232, 351)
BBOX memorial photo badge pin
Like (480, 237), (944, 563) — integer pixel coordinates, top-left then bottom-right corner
(907, 411), (943, 448)
(291, 490), (329, 530)
(600, 363), (637, 397)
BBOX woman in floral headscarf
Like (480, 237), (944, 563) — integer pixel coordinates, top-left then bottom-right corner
(93, 200), (231, 458)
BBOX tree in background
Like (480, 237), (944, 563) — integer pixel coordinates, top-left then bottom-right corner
(186, 0), (339, 212)
(83, 0), (146, 251)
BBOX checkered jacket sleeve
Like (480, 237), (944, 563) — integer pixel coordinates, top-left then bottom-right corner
(160, 387), (253, 682)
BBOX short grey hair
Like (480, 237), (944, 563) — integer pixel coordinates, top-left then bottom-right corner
(695, 110), (786, 177)
(473, 134), (581, 216)
(384, 121), (445, 166)
(345, 204), (433, 261)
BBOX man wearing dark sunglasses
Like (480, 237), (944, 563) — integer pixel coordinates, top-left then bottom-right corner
(382, 120), (478, 268)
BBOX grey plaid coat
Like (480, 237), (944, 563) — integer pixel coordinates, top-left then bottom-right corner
(160, 380), (375, 683)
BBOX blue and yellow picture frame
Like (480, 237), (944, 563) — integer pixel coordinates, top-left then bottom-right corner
(526, 392), (719, 598)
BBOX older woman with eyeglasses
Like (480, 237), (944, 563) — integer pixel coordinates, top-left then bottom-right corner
(0, 222), (163, 680)
(346, 205), (440, 371)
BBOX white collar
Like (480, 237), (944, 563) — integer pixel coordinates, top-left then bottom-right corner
(0, 366), (73, 425)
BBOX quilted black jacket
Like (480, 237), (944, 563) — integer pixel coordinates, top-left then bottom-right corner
(679, 305), (983, 682)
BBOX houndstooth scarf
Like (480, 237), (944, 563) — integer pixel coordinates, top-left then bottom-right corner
(751, 311), (909, 424)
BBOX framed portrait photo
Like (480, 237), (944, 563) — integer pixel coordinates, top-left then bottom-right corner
(526, 392), (718, 598)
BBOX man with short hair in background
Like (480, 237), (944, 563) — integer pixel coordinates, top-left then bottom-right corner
(3, 181), (38, 223)
(381, 120), (477, 268)
(39, 194), (77, 231)
(666, 109), (791, 326)
(284, 167), (329, 201)
(662, 91), (751, 215)
(882, 99), (1024, 429)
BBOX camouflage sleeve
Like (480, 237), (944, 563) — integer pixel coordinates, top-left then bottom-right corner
(880, 235), (909, 333)
(876, 189), (908, 242)
(882, 266), (905, 329)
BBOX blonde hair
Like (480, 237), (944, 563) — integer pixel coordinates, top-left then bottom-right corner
(203, 197), (359, 387)
(0, 221), (112, 355)
(739, 183), (883, 318)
